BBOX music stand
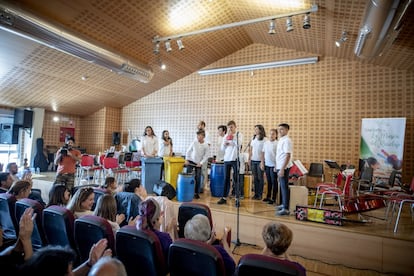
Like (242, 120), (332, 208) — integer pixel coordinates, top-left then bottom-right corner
(324, 160), (341, 170)
(324, 160), (341, 183)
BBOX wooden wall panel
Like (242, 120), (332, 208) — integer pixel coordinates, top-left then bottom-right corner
(122, 44), (414, 182)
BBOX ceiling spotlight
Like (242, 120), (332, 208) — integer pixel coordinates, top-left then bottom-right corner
(268, 19), (276, 34)
(160, 63), (166, 70)
(286, 17), (293, 32)
(335, 31), (348, 47)
(177, 39), (185, 50)
(81, 75), (88, 81)
(303, 13), (311, 29)
(153, 41), (160, 54)
(165, 40), (172, 52)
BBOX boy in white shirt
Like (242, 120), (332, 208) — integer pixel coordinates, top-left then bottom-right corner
(185, 130), (210, 199)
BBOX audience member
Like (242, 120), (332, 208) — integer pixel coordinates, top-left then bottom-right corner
(216, 125), (227, 162)
(0, 172), (13, 193)
(101, 177), (119, 195)
(67, 187), (95, 218)
(249, 124), (266, 200)
(0, 208), (35, 274)
(185, 129), (210, 199)
(184, 214), (235, 276)
(54, 136), (82, 192)
(6, 162), (19, 182)
(88, 256), (127, 276)
(123, 178), (176, 236)
(262, 128), (278, 205)
(158, 130), (173, 158)
(275, 123), (293, 216)
(46, 184), (71, 208)
(8, 180), (32, 200)
(217, 120), (243, 205)
(136, 198), (176, 261)
(19, 238), (112, 276)
(93, 194), (136, 235)
(140, 126), (159, 158)
(261, 221), (306, 274)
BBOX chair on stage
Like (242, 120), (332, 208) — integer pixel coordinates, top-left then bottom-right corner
(15, 198), (47, 250)
(74, 215), (115, 263)
(235, 253), (306, 276)
(116, 225), (167, 276)
(178, 202), (213, 238)
(313, 172), (344, 207)
(0, 193), (18, 248)
(318, 174), (353, 211)
(168, 238), (226, 276)
(306, 163), (324, 188)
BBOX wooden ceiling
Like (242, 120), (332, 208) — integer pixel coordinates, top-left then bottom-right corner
(1, 0), (413, 116)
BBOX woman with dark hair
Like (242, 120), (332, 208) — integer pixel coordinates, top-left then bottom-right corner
(159, 130), (173, 157)
(8, 180), (32, 200)
(101, 176), (119, 195)
(46, 184), (71, 208)
(136, 198), (174, 260)
(249, 124), (267, 200)
(140, 126), (159, 158)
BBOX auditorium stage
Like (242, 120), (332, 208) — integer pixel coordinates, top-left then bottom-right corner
(170, 190), (414, 276)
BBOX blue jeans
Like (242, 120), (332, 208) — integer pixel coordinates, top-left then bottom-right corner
(251, 161), (264, 198)
(277, 168), (290, 209)
(265, 166), (278, 200)
(186, 161), (202, 195)
(223, 161), (238, 198)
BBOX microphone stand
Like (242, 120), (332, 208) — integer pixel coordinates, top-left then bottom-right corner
(232, 131), (256, 253)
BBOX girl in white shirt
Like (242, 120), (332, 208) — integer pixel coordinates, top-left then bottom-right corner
(140, 126), (159, 158)
(249, 125), (266, 200)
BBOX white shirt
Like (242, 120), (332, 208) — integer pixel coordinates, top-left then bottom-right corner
(140, 135), (159, 157)
(159, 138), (172, 157)
(185, 140), (210, 165)
(250, 137), (266, 161)
(221, 132), (243, 162)
(262, 139), (278, 167)
(275, 135), (293, 170)
(216, 135), (225, 161)
(239, 152), (249, 174)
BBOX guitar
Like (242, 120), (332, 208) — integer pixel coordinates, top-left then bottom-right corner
(381, 149), (402, 170)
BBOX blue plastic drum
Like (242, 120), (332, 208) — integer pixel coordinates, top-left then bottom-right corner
(210, 163), (225, 197)
(177, 173), (195, 202)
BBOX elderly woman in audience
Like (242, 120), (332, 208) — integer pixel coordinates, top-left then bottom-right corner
(88, 255), (127, 276)
(123, 178), (176, 237)
(8, 180), (32, 200)
(184, 214), (235, 276)
(66, 186), (95, 218)
(261, 221), (306, 274)
(46, 184), (71, 208)
(136, 198), (176, 260)
(94, 194), (136, 235)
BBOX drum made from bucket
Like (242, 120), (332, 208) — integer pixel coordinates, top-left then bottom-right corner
(177, 173), (195, 202)
(210, 163), (225, 197)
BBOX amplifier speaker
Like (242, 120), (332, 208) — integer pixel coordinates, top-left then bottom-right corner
(14, 109), (33, 128)
(112, 132), (121, 145)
